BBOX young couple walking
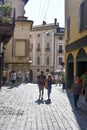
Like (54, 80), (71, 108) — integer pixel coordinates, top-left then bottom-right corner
(37, 71), (53, 102)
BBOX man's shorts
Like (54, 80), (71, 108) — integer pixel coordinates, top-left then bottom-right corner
(38, 85), (44, 90)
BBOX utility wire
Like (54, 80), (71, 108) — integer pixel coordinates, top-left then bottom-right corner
(43, 0), (51, 20)
(40, 0), (47, 19)
(38, 0), (42, 17)
(37, 0), (52, 23)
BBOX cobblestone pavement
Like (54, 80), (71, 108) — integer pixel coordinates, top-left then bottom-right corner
(0, 83), (87, 130)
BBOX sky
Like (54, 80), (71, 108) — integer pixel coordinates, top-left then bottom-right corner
(24, 0), (65, 27)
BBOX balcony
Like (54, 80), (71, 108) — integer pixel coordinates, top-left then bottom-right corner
(0, 3), (15, 44)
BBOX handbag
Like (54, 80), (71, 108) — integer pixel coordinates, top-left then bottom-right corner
(45, 80), (48, 89)
(45, 83), (48, 89)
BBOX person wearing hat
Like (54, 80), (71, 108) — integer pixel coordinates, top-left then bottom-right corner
(37, 71), (46, 100)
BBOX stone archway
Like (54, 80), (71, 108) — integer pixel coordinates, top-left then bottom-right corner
(76, 48), (87, 77)
(66, 53), (74, 88)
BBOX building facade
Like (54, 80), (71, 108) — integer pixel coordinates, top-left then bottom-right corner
(0, 0), (15, 88)
(4, 0), (33, 71)
(65, 0), (87, 88)
(4, 17), (33, 70)
(29, 20), (65, 82)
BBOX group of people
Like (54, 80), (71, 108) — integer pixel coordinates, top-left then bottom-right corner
(37, 71), (53, 102)
(2, 68), (32, 86)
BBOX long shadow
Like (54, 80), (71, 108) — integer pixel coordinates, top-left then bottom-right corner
(6, 84), (20, 89)
(35, 99), (44, 105)
(35, 99), (52, 105)
(66, 88), (87, 130)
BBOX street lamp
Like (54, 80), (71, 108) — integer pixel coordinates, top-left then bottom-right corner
(28, 57), (33, 83)
(29, 57), (32, 65)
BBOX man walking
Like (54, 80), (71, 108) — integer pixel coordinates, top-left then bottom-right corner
(71, 77), (82, 109)
(37, 71), (46, 100)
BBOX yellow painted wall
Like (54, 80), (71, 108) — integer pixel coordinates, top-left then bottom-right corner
(65, 0), (87, 44)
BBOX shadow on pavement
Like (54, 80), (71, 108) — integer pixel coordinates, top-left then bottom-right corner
(66, 88), (87, 130)
(35, 99), (52, 105)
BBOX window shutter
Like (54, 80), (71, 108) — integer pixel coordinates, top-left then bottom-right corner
(80, 2), (84, 31)
(67, 17), (70, 40)
(84, 1), (87, 28)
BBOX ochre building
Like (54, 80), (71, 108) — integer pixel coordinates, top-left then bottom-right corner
(65, 0), (87, 88)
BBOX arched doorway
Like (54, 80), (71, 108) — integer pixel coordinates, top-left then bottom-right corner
(76, 48), (87, 77)
(66, 53), (74, 88)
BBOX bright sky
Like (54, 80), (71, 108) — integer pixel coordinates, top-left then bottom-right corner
(24, 0), (65, 27)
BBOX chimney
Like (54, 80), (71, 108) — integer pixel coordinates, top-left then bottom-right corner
(54, 18), (57, 25)
(43, 21), (46, 25)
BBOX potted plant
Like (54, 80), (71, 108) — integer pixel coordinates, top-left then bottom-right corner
(0, 3), (12, 23)
(1, 16), (12, 23)
(0, 3), (12, 16)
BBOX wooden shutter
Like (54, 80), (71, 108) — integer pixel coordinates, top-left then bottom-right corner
(84, 0), (87, 28)
(80, 2), (84, 31)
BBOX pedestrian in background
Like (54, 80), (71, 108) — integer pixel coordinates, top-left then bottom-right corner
(2, 68), (7, 86)
(81, 72), (87, 102)
(37, 71), (46, 100)
(45, 74), (53, 102)
(62, 81), (65, 92)
(11, 69), (16, 87)
(71, 77), (82, 109)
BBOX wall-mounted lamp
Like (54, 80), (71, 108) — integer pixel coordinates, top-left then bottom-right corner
(29, 57), (32, 64)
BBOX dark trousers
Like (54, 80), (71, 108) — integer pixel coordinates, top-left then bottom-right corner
(48, 88), (51, 99)
(73, 94), (79, 107)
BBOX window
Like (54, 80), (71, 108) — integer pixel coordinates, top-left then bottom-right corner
(36, 43), (41, 51)
(59, 36), (63, 40)
(59, 57), (62, 65)
(15, 40), (25, 56)
(46, 57), (50, 65)
(79, 2), (85, 31)
(59, 45), (63, 53)
(46, 69), (49, 72)
(37, 57), (40, 65)
(37, 34), (40, 37)
(47, 43), (50, 48)
(79, 1), (87, 31)
(47, 33), (50, 36)
(37, 43), (40, 48)
(66, 17), (70, 40)
(45, 43), (50, 51)
(37, 68), (40, 72)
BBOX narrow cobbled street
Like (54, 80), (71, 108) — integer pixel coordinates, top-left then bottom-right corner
(0, 83), (87, 130)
